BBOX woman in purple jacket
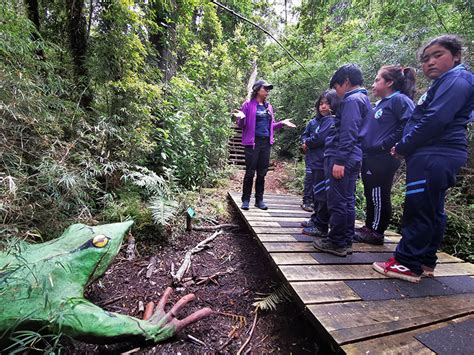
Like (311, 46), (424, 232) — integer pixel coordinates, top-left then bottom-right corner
(232, 80), (295, 210)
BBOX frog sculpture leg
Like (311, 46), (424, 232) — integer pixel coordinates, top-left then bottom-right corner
(0, 221), (212, 343)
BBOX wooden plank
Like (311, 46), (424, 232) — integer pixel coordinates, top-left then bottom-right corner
(290, 281), (361, 304)
(242, 209), (311, 215)
(308, 293), (474, 344)
(254, 227), (309, 234)
(280, 264), (389, 281)
(263, 242), (397, 253)
(257, 233), (401, 244)
(272, 252), (320, 265)
(342, 314), (474, 355)
(344, 318), (466, 354)
(280, 263), (474, 282)
(271, 252), (461, 266)
(245, 221), (281, 227)
(245, 216), (308, 222)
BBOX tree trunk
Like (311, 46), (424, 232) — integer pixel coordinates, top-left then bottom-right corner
(24, 0), (44, 59)
(66, 0), (92, 108)
(149, 0), (178, 82)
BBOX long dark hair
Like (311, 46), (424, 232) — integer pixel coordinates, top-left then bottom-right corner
(419, 34), (463, 66)
(315, 89), (341, 117)
(379, 65), (417, 99)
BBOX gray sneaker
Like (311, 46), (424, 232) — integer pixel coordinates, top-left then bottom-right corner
(346, 243), (353, 255)
(301, 219), (314, 227)
(312, 238), (347, 257)
(302, 226), (328, 238)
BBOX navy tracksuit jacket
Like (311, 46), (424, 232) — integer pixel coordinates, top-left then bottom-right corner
(361, 92), (414, 234)
(324, 88), (373, 247)
(301, 117), (319, 204)
(394, 64), (473, 274)
(302, 114), (335, 231)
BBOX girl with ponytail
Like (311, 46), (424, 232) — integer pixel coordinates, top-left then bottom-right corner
(355, 65), (416, 245)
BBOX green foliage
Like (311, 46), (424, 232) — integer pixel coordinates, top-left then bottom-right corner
(0, 0), (262, 244)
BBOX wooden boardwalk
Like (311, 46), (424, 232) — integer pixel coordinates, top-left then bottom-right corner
(228, 192), (474, 354)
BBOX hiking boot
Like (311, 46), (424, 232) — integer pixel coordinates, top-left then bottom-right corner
(312, 238), (347, 257)
(422, 264), (435, 277)
(373, 257), (421, 283)
(302, 226), (328, 238)
(241, 200), (250, 210)
(254, 200), (268, 210)
(301, 203), (313, 212)
(353, 228), (384, 245)
(301, 219), (314, 228)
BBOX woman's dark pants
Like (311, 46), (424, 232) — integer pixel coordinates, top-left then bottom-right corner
(241, 137), (271, 203)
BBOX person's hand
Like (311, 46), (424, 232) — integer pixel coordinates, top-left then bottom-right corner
(332, 164), (345, 179)
(280, 119), (296, 128)
(301, 143), (307, 154)
(390, 146), (403, 159)
(231, 109), (245, 119)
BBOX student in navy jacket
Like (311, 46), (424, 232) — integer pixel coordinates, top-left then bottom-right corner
(373, 35), (473, 283)
(355, 66), (416, 245)
(300, 122), (317, 212)
(300, 91), (340, 212)
(313, 64), (373, 257)
(300, 90), (341, 236)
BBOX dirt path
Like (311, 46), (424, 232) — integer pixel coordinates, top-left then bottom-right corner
(67, 164), (320, 354)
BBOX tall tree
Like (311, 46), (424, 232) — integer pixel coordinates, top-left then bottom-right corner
(66, 0), (92, 108)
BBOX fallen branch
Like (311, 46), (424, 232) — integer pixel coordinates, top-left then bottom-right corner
(236, 310), (259, 355)
(192, 223), (239, 231)
(146, 256), (157, 279)
(96, 294), (124, 307)
(187, 334), (207, 347)
(171, 230), (224, 283)
(196, 268), (234, 286)
(126, 232), (136, 260)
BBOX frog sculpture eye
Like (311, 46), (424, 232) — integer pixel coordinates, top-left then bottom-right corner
(92, 235), (109, 248)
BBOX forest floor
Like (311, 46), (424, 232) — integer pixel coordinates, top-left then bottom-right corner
(66, 161), (322, 354)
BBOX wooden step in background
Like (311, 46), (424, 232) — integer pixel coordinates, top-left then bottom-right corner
(228, 127), (245, 168)
(227, 126), (274, 170)
(228, 191), (474, 354)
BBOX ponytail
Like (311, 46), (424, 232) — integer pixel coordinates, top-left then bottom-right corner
(380, 65), (417, 100)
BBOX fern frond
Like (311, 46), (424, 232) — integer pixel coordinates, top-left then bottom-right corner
(149, 196), (179, 226)
(252, 284), (292, 311)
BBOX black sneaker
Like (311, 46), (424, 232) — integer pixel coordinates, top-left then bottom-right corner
(302, 226), (328, 238)
(254, 200), (268, 210)
(353, 228), (384, 245)
(312, 238), (347, 257)
(241, 200), (250, 210)
(301, 219), (314, 227)
(355, 226), (371, 237)
(301, 203), (313, 212)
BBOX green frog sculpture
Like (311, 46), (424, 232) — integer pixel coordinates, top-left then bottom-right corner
(0, 221), (212, 344)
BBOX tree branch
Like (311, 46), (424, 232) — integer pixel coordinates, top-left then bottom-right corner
(210, 0), (312, 77)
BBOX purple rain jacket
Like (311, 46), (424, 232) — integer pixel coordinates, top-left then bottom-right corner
(235, 99), (284, 146)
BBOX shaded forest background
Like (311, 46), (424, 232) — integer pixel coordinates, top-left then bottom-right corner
(1, 0), (473, 261)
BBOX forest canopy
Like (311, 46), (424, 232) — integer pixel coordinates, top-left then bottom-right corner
(1, 0), (472, 252)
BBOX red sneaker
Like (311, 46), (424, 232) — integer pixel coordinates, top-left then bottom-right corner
(373, 257), (421, 283)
